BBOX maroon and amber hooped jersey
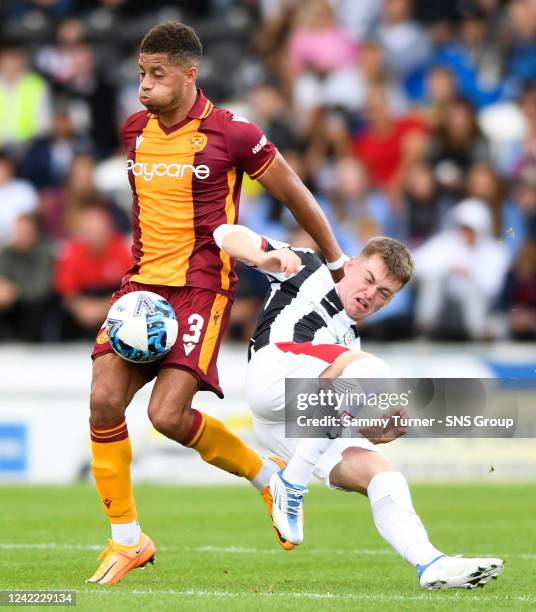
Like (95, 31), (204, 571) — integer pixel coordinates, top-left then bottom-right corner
(122, 90), (276, 295)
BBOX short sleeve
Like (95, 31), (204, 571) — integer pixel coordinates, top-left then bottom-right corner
(261, 235), (289, 252)
(225, 114), (277, 179)
(121, 111), (150, 151)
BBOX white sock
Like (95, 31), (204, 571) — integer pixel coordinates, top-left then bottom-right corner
(282, 438), (332, 487)
(282, 355), (391, 488)
(367, 472), (443, 567)
(250, 458), (279, 492)
(111, 519), (141, 546)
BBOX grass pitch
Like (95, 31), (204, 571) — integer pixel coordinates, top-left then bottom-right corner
(0, 483), (534, 611)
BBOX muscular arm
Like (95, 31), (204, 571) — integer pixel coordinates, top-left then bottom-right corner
(258, 152), (345, 278)
(213, 224), (301, 278)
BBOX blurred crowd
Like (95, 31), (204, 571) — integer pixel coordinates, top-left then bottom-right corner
(0, 0), (535, 344)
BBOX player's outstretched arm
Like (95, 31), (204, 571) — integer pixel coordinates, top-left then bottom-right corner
(213, 224), (301, 278)
(257, 151), (346, 280)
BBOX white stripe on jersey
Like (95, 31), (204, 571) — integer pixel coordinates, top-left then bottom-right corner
(249, 245), (360, 358)
(268, 263), (332, 343)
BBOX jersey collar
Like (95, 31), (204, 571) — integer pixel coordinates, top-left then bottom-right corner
(156, 89), (214, 134)
(187, 89), (214, 119)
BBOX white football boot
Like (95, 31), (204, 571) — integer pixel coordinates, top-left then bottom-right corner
(418, 554), (504, 589)
(269, 470), (307, 545)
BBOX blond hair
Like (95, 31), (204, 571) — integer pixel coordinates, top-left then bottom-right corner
(360, 236), (413, 286)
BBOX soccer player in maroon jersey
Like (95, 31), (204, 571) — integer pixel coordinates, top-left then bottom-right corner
(86, 21), (347, 584)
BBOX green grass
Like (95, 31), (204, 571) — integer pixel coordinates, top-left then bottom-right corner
(0, 483), (534, 611)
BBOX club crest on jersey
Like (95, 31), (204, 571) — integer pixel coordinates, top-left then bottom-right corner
(188, 132), (208, 152)
(343, 328), (356, 347)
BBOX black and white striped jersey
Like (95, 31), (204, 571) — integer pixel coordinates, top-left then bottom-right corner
(248, 237), (360, 360)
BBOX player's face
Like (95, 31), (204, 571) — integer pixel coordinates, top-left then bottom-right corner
(138, 53), (196, 115)
(337, 254), (401, 321)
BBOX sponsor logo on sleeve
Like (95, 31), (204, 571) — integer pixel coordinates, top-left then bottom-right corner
(252, 135), (267, 154)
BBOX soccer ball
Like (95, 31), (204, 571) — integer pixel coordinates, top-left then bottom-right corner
(106, 291), (178, 363)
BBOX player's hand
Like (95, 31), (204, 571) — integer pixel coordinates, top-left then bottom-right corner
(358, 409), (408, 445)
(256, 248), (301, 278)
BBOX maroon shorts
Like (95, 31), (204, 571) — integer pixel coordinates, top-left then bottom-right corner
(92, 281), (233, 397)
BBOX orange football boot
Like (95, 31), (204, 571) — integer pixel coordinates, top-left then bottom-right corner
(86, 533), (156, 585)
(260, 455), (296, 551)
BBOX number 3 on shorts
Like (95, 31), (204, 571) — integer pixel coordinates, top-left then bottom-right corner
(183, 313), (205, 344)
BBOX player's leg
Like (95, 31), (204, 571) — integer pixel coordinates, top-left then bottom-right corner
(270, 350), (390, 544)
(146, 287), (278, 488)
(280, 350), (387, 487)
(147, 366), (274, 486)
(329, 446), (444, 566)
(87, 352), (156, 585)
(246, 344), (346, 548)
(324, 446), (503, 589)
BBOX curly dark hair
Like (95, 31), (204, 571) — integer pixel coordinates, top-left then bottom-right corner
(140, 21), (202, 65)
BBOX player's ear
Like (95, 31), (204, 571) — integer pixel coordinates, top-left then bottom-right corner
(184, 64), (197, 84)
(344, 257), (357, 271)
(384, 281), (403, 304)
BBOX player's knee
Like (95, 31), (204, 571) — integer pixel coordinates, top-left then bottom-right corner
(341, 353), (391, 378)
(148, 400), (192, 441)
(333, 447), (395, 492)
(89, 383), (127, 426)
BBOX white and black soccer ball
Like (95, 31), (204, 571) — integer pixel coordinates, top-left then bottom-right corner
(106, 291), (178, 363)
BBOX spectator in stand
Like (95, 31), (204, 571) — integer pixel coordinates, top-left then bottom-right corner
(0, 0), (76, 21)
(0, 152), (38, 245)
(305, 109), (351, 191)
(401, 161), (451, 248)
(35, 18), (86, 86)
(511, 162), (536, 240)
(433, 4), (505, 109)
(413, 198), (510, 340)
(0, 213), (54, 342)
(39, 152), (129, 240)
(319, 39), (408, 116)
(54, 205), (131, 338)
(19, 105), (92, 190)
(286, 0), (358, 134)
(504, 0), (536, 96)
(376, 0), (431, 81)
(37, 28), (119, 157)
(318, 157), (396, 253)
(428, 97), (491, 193)
(248, 80), (298, 153)
(502, 240), (536, 340)
(352, 83), (429, 196)
(505, 83), (536, 179)
(465, 162), (526, 259)
(418, 66), (458, 128)
(0, 46), (52, 151)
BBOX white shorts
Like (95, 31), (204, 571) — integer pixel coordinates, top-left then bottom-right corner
(245, 343), (379, 489)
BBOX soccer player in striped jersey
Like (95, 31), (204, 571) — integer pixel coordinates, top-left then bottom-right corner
(215, 223), (504, 590)
(87, 21), (347, 585)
